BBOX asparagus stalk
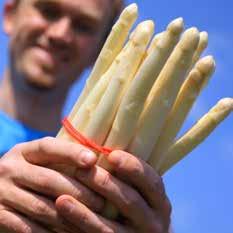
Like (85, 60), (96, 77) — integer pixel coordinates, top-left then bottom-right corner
(191, 31), (208, 68)
(69, 3), (138, 114)
(146, 32), (164, 55)
(65, 19), (150, 135)
(98, 18), (184, 219)
(128, 28), (200, 161)
(69, 44), (128, 133)
(57, 3), (138, 138)
(82, 20), (154, 145)
(97, 18), (184, 170)
(147, 18), (183, 56)
(149, 56), (215, 168)
(158, 98), (233, 175)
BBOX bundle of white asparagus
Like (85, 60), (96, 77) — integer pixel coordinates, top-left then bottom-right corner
(57, 3), (233, 218)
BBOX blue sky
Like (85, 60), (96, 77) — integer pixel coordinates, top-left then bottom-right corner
(0, 0), (232, 232)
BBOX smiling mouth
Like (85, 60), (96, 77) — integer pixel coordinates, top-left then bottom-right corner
(36, 45), (71, 65)
(34, 46), (56, 68)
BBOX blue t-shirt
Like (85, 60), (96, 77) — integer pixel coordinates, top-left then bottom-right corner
(0, 111), (54, 156)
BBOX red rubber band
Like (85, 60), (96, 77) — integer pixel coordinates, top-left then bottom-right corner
(62, 117), (113, 155)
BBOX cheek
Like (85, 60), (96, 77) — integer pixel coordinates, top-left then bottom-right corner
(9, 19), (49, 78)
(11, 15), (48, 51)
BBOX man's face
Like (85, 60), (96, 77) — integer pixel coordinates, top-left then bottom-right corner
(4, 0), (112, 91)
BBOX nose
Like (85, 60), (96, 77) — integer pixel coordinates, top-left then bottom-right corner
(46, 17), (74, 49)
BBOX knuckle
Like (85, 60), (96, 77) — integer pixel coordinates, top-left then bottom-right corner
(38, 137), (55, 153)
(36, 173), (53, 191)
(98, 172), (111, 187)
(123, 191), (141, 213)
(69, 144), (86, 160)
(10, 143), (24, 153)
(32, 199), (50, 218)
(69, 185), (82, 200)
(68, 185), (102, 210)
(0, 157), (18, 179)
(0, 161), (11, 177)
(42, 136), (55, 142)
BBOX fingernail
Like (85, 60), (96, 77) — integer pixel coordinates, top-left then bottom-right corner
(80, 150), (96, 165)
(108, 151), (122, 166)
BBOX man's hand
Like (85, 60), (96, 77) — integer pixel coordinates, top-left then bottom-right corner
(0, 137), (104, 233)
(56, 150), (172, 233)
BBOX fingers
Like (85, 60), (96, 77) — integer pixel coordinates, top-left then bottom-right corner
(75, 165), (157, 229)
(56, 195), (134, 233)
(2, 186), (66, 230)
(0, 208), (52, 233)
(13, 163), (104, 212)
(107, 151), (172, 220)
(19, 137), (97, 168)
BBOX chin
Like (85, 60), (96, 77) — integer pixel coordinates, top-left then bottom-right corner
(22, 62), (58, 91)
(24, 78), (57, 92)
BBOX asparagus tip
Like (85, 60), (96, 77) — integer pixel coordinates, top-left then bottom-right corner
(200, 31), (208, 41)
(121, 3), (138, 19)
(154, 32), (164, 40)
(130, 20), (155, 44)
(180, 27), (200, 51)
(196, 55), (216, 76)
(217, 98), (233, 111)
(199, 31), (209, 49)
(141, 20), (155, 31)
(189, 56), (215, 89)
(147, 32), (164, 53)
(184, 27), (200, 36)
(167, 17), (184, 35)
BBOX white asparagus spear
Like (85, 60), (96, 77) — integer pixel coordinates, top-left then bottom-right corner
(139, 32), (165, 63)
(98, 18), (184, 219)
(97, 18), (184, 170)
(149, 56), (215, 168)
(51, 19), (153, 176)
(69, 46), (126, 133)
(191, 31), (208, 67)
(128, 28), (200, 160)
(69, 3), (138, 116)
(147, 17), (183, 55)
(67, 21), (149, 133)
(148, 34), (210, 169)
(83, 20), (154, 145)
(157, 98), (233, 175)
(146, 32), (164, 55)
(57, 3), (138, 138)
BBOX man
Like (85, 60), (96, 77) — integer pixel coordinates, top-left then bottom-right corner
(0, 0), (171, 232)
